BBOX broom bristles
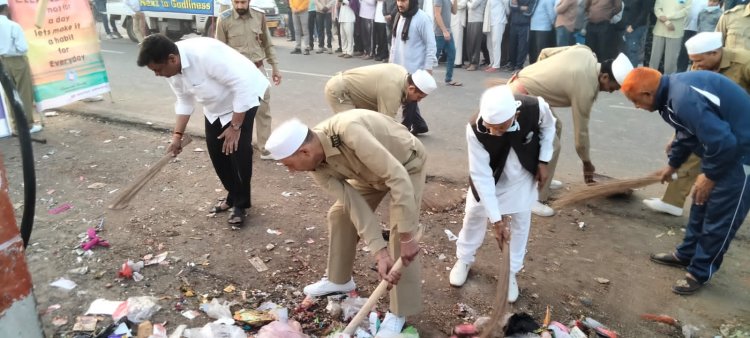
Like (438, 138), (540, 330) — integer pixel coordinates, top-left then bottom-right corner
(552, 173), (662, 209)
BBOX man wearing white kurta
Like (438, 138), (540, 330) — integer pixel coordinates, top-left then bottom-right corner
(449, 85), (555, 303)
(451, 0), (468, 67)
(484, 0), (510, 72)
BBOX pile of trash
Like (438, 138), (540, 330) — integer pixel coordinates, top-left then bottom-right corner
(450, 310), (621, 338)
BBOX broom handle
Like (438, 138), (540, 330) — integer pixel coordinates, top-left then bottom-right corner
(343, 229), (423, 335)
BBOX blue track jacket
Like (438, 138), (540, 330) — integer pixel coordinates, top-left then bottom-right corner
(654, 70), (750, 181)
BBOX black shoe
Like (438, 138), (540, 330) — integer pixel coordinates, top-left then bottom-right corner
(410, 126), (429, 135)
(672, 275), (704, 295)
(335, 48), (342, 53)
(303, 49), (310, 55)
(290, 48), (302, 54)
(650, 252), (690, 268)
(374, 57), (383, 62)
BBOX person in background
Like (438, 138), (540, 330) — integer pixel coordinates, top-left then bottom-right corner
(697, 0), (722, 32)
(584, 0), (622, 61)
(338, 0), (358, 57)
(465, 0), (487, 71)
(291, 0), (311, 54)
(125, 0), (149, 42)
(316, 0), (335, 53)
(309, 0), (319, 53)
(554, 0), (578, 46)
(374, 0), (390, 61)
(677, 0), (708, 72)
(94, 0), (122, 39)
(284, 0), (297, 41)
(452, 0), (468, 68)
(649, 0), (692, 74)
(360, 0), (377, 59)
(716, 2), (750, 49)
(529, 0), (556, 63)
(435, 0), (463, 85)
(484, 0), (510, 72)
(507, 0), (538, 71)
(0, 0), (42, 133)
(621, 0), (650, 66)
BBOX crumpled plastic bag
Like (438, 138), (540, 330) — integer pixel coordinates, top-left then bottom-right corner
(112, 296), (160, 323)
(183, 318), (245, 338)
(341, 297), (368, 321)
(256, 320), (308, 338)
(199, 298), (232, 319)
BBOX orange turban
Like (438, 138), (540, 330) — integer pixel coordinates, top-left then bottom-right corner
(620, 67), (662, 98)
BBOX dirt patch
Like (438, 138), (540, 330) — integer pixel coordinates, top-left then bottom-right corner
(2, 113), (748, 337)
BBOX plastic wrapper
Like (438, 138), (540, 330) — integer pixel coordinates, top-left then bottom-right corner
(199, 298), (232, 320)
(256, 320), (308, 338)
(183, 318), (245, 338)
(341, 297), (368, 321)
(112, 296), (161, 323)
(233, 309), (275, 326)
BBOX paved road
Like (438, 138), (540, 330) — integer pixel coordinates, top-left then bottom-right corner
(63, 36), (675, 187)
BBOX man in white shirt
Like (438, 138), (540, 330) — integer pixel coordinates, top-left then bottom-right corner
(137, 34), (270, 227)
(449, 85), (556, 304)
(390, 0), (438, 134)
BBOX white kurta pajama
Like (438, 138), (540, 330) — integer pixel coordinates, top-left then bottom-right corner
(456, 97), (556, 274)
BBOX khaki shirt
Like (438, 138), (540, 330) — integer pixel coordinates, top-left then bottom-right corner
(216, 8), (279, 69)
(515, 45), (600, 163)
(693, 48), (750, 94)
(329, 64), (410, 118)
(310, 109), (426, 253)
(717, 4), (750, 50)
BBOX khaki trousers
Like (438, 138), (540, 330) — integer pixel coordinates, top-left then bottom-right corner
(326, 151), (426, 316)
(538, 109), (562, 201)
(255, 87), (272, 152)
(133, 12), (148, 42)
(662, 154), (702, 208)
(0, 55), (35, 125)
(324, 75), (358, 114)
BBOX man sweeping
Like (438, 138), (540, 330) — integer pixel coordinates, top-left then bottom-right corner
(621, 67), (750, 295)
(506, 45), (633, 217)
(137, 35), (269, 226)
(323, 64), (437, 118)
(449, 85), (555, 303)
(265, 110), (426, 334)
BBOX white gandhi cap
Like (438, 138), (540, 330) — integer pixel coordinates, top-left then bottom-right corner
(411, 69), (437, 95)
(265, 118), (309, 160)
(612, 53), (634, 85)
(685, 32), (723, 55)
(0, 0), (8, 6)
(479, 85), (520, 124)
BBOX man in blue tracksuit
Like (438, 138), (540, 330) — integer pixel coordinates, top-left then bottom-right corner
(621, 67), (750, 295)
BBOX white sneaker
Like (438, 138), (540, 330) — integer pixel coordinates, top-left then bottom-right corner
(29, 124), (43, 134)
(376, 312), (406, 337)
(532, 201), (555, 217)
(449, 260), (471, 287)
(643, 198), (683, 216)
(508, 273), (519, 303)
(549, 179), (564, 190)
(303, 277), (356, 297)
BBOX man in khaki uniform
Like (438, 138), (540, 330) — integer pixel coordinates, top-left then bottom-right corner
(506, 45), (632, 216)
(324, 64), (437, 118)
(217, 0), (281, 159)
(265, 110), (426, 335)
(644, 32), (750, 216)
(717, 3), (750, 50)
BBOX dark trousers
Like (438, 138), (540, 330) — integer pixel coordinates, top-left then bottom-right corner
(373, 22), (389, 59)
(508, 23), (530, 68)
(500, 22), (511, 65)
(335, 19), (342, 50)
(360, 18), (374, 55)
(675, 163), (750, 284)
(585, 21), (614, 61)
(466, 22), (484, 65)
(287, 11), (296, 40)
(677, 30), (697, 72)
(555, 26), (574, 46)
(316, 12), (333, 48)
(529, 29), (555, 63)
(204, 107), (258, 210)
(354, 19), (364, 53)
(308, 11), (317, 49)
(402, 101), (428, 133)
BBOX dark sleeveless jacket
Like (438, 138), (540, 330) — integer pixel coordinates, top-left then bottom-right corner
(469, 94), (541, 202)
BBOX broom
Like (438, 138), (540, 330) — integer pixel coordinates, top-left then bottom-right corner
(109, 135), (193, 210)
(480, 215), (512, 338)
(552, 171), (665, 209)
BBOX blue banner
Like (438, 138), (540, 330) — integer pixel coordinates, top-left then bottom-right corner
(140, 0), (214, 15)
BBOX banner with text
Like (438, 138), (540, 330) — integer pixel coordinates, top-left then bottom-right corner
(9, 0), (110, 111)
(141, 0), (214, 15)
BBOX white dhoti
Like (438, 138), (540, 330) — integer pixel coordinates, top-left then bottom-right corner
(486, 23), (505, 69)
(451, 9), (466, 66)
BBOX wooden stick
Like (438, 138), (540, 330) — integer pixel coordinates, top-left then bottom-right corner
(480, 216), (512, 338)
(343, 228), (424, 335)
(108, 135), (192, 210)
